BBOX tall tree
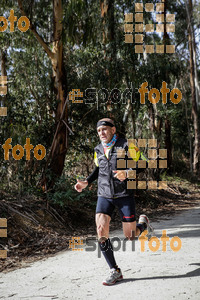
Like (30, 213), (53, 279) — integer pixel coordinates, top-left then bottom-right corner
(0, 50), (8, 148)
(17, 0), (68, 186)
(163, 0), (172, 169)
(186, 0), (199, 173)
(99, 0), (116, 115)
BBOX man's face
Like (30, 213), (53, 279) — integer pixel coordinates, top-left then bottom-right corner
(97, 126), (116, 143)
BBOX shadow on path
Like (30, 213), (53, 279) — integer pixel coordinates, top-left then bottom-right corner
(114, 263), (200, 285)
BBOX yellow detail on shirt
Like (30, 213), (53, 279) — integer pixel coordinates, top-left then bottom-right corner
(104, 148), (111, 159)
(94, 151), (99, 167)
(94, 142), (149, 167)
(128, 142), (141, 161)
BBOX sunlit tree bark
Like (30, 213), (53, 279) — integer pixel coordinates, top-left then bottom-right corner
(186, 0), (199, 173)
(18, 0), (68, 186)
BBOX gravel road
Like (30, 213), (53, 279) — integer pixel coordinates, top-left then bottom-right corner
(0, 204), (200, 300)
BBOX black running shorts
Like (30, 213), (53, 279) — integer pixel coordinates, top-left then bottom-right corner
(96, 196), (136, 222)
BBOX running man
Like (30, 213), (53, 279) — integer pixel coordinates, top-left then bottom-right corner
(74, 118), (154, 285)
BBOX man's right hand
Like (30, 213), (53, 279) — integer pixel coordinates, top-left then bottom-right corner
(74, 179), (88, 192)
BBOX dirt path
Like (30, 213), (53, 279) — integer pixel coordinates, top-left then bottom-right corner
(0, 204), (200, 300)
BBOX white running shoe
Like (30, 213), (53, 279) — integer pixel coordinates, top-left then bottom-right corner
(138, 214), (154, 239)
(102, 268), (123, 286)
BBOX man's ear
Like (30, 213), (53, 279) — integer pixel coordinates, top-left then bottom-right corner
(112, 127), (116, 134)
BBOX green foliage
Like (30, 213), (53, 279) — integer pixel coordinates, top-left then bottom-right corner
(47, 176), (97, 209)
(0, 0), (199, 196)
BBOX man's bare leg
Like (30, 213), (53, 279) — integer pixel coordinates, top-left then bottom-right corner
(96, 213), (123, 285)
(123, 216), (154, 240)
(95, 213), (110, 240)
(122, 221), (140, 239)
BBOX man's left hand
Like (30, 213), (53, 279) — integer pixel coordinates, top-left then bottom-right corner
(113, 170), (127, 181)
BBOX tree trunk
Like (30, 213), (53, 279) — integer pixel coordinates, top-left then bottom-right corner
(162, 0), (172, 169)
(180, 78), (193, 172)
(0, 50), (13, 186)
(148, 106), (155, 139)
(130, 108), (135, 139)
(17, 0), (68, 186)
(186, 0), (199, 173)
(165, 117), (172, 170)
(152, 103), (162, 148)
(163, 0), (170, 49)
(0, 50), (7, 112)
(99, 0), (116, 114)
(0, 50), (8, 140)
(48, 0), (68, 179)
